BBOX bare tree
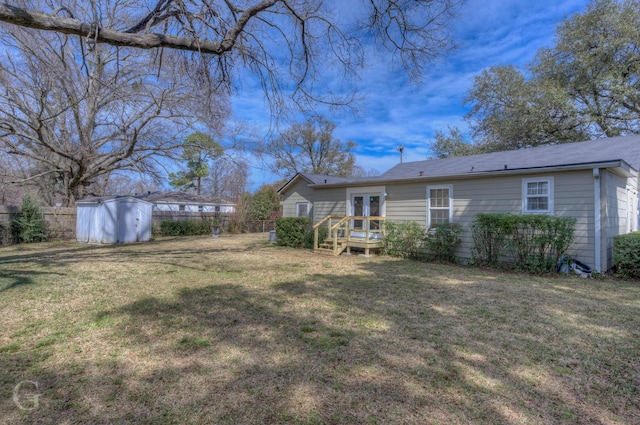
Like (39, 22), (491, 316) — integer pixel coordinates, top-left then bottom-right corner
(0, 155), (23, 204)
(205, 156), (249, 201)
(0, 9), (226, 205)
(264, 115), (357, 179)
(98, 173), (163, 197)
(0, 0), (460, 110)
(0, 1), (460, 204)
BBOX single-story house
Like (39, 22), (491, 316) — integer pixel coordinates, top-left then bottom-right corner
(278, 135), (640, 271)
(76, 196), (153, 244)
(135, 191), (235, 213)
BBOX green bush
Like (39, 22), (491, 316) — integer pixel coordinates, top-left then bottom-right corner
(471, 213), (576, 273)
(382, 221), (428, 259)
(303, 226), (328, 250)
(471, 213), (511, 266)
(275, 217), (312, 248)
(158, 219), (215, 236)
(425, 223), (463, 262)
(613, 232), (640, 279)
(0, 222), (11, 245)
(12, 196), (47, 243)
(383, 221), (462, 262)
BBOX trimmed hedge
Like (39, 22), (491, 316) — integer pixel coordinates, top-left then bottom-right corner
(158, 219), (215, 236)
(382, 221), (426, 259)
(275, 217), (312, 248)
(471, 213), (576, 273)
(425, 223), (463, 263)
(382, 221), (462, 262)
(613, 232), (640, 279)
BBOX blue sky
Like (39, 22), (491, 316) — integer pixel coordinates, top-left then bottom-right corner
(233, 0), (592, 190)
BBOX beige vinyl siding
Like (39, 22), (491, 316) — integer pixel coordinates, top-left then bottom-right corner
(281, 179), (315, 218)
(554, 171), (595, 266)
(452, 176), (522, 261)
(385, 182), (428, 224)
(603, 170), (632, 268)
(383, 170), (595, 265)
(313, 188), (347, 223)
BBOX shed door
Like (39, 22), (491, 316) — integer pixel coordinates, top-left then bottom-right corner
(628, 185), (638, 233)
(118, 201), (139, 243)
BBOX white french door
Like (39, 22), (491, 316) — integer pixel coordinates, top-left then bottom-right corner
(351, 194), (381, 230)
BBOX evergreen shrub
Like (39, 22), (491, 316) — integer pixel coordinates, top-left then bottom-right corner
(471, 213), (575, 273)
(275, 217), (312, 248)
(613, 232), (640, 279)
(159, 219), (214, 236)
(12, 196), (47, 243)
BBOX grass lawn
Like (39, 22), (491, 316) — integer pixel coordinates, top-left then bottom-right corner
(1, 234), (639, 424)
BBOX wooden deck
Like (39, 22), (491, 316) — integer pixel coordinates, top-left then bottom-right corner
(313, 216), (385, 256)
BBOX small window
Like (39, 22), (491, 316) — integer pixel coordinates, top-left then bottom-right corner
(198, 205), (204, 212)
(522, 177), (554, 214)
(296, 202), (309, 217)
(427, 185), (453, 228)
(179, 204), (185, 211)
(215, 205), (221, 212)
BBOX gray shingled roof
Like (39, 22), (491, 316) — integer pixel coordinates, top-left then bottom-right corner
(381, 135), (640, 181)
(298, 173), (353, 185)
(278, 172), (377, 193)
(278, 136), (640, 192)
(136, 191), (234, 205)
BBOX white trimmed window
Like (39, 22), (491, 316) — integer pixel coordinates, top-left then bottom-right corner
(296, 202), (309, 217)
(522, 177), (554, 214)
(427, 185), (453, 227)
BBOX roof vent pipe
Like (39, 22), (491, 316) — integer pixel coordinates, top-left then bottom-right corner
(419, 171), (424, 176)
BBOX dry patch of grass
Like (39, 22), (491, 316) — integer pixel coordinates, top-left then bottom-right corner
(1, 233), (639, 424)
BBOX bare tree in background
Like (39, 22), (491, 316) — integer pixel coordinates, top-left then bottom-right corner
(0, 0), (460, 111)
(0, 1), (460, 203)
(99, 173), (163, 197)
(0, 155), (22, 204)
(205, 156), (249, 202)
(0, 4), (227, 206)
(265, 116), (357, 179)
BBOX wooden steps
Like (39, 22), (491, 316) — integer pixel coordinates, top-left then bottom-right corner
(314, 239), (347, 255)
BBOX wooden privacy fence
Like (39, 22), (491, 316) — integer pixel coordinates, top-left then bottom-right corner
(0, 206), (76, 241)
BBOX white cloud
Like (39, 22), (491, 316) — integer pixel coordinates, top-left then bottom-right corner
(232, 0), (592, 190)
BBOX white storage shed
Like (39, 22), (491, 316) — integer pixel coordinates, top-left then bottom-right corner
(76, 196), (153, 244)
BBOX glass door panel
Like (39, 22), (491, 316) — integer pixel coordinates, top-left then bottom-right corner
(353, 196), (364, 230)
(369, 195), (380, 230)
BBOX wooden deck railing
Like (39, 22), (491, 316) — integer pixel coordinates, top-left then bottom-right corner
(313, 215), (386, 255)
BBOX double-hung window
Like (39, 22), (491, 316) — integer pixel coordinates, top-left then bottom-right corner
(296, 202), (309, 218)
(427, 185), (453, 228)
(522, 177), (554, 214)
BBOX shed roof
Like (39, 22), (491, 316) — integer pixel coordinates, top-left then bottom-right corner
(76, 196), (152, 205)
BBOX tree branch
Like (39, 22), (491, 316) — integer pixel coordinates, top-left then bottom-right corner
(0, 2), (279, 55)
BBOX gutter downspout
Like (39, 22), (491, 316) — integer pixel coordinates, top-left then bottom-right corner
(593, 168), (601, 273)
